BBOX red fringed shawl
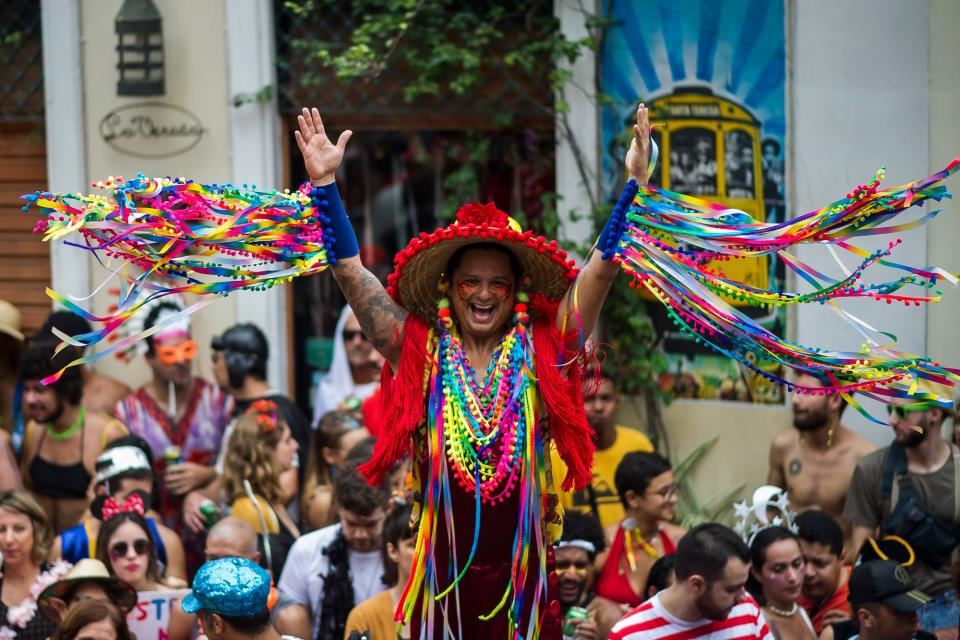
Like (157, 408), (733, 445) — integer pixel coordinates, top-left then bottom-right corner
(357, 307), (595, 492)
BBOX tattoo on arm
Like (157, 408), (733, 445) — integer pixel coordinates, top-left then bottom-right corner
(332, 261), (408, 363)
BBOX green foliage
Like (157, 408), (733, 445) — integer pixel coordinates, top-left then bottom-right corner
(673, 438), (745, 528)
(284, 0), (668, 402)
(232, 85), (274, 108)
(285, 0), (585, 103)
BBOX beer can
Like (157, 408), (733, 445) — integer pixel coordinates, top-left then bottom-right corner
(199, 499), (218, 528)
(562, 606), (589, 639)
(164, 446), (182, 466)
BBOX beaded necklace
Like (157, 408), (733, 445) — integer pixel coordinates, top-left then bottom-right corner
(399, 277), (546, 639)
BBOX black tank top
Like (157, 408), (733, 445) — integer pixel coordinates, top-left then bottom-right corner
(29, 418), (91, 499)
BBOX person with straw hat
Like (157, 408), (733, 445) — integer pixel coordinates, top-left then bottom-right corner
(290, 104), (652, 639)
(37, 558), (137, 624)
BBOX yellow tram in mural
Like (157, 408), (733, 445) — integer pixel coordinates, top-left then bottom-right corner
(641, 86), (785, 403)
(646, 86), (769, 298)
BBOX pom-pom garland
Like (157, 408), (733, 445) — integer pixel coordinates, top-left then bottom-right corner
(21, 175), (334, 383)
(615, 159), (960, 422)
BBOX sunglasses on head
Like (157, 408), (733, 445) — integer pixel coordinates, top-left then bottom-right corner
(156, 339), (197, 365)
(342, 330), (368, 343)
(109, 538), (150, 560)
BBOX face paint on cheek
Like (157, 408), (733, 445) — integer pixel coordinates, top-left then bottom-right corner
(490, 282), (512, 301)
(457, 282), (479, 301)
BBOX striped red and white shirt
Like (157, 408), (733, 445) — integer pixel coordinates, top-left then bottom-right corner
(609, 593), (773, 640)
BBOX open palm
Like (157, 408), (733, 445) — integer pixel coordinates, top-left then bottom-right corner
(625, 103), (651, 185)
(294, 107), (353, 183)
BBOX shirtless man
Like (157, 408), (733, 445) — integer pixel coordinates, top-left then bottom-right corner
(38, 311), (131, 414)
(768, 372), (875, 546)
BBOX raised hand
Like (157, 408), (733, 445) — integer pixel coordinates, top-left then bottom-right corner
(294, 107), (353, 185)
(625, 103), (651, 186)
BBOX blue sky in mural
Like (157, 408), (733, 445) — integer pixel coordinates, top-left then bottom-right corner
(600, 0), (786, 187)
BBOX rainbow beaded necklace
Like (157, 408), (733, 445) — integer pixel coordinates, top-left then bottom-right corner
(397, 279), (548, 639)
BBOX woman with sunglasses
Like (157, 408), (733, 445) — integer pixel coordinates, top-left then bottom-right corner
(95, 509), (180, 593)
(593, 452), (686, 614)
(311, 306), (383, 429)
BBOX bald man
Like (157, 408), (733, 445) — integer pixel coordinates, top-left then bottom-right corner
(169, 517), (263, 640)
(204, 517), (262, 564)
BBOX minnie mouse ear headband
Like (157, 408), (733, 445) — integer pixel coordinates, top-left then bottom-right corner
(386, 202), (578, 321)
(91, 489), (148, 522)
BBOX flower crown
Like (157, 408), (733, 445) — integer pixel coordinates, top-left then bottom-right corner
(249, 399), (279, 434)
(733, 485), (798, 546)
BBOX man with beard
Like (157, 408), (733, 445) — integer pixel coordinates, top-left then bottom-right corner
(552, 511), (605, 639)
(844, 388), (960, 640)
(552, 366), (655, 528)
(276, 460), (391, 640)
(610, 523), (771, 639)
(19, 340), (127, 531)
(768, 373), (875, 540)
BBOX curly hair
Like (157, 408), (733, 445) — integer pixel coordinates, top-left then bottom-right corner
(0, 490), (53, 565)
(19, 340), (83, 405)
(221, 410), (287, 504)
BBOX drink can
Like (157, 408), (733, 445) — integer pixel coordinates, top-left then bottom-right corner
(199, 499), (218, 528)
(164, 446), (182, 466)
(562, 606), (589, 639)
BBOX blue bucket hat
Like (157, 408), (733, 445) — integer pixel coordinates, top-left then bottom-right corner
(181, 557), (271, 617)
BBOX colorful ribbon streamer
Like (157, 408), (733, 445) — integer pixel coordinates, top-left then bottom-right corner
(21, 174), (334, 382)
(616, 159), (960, 423)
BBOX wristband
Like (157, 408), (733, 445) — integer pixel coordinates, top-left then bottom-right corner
(310, 182), (359, 262)
(599, 179), (639, 260)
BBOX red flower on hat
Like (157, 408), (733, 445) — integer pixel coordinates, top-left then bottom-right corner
(456, 202), (509, 228)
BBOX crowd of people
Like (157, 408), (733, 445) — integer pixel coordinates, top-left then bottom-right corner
(1, 101), (957, 640)
(0, 289), (956, 640)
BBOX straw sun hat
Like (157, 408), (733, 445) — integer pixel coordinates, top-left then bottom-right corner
(386, 202), (578, 321)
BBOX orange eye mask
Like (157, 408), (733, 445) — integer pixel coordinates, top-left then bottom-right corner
(156, 339), (197, 365)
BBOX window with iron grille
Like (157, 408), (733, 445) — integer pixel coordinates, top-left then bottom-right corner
(274, 1), (561, 416)
(0, 0), (43, 121)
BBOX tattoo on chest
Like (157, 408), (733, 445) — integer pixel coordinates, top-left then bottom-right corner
(788, 458), (802, 476)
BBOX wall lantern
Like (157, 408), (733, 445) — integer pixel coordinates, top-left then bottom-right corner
(115, 0), (164, 96)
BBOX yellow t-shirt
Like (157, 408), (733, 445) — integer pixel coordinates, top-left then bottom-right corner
(551, 425), (654, 528)
(343, 588), (397, 640)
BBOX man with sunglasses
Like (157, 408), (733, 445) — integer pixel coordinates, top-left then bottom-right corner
(115, 301), (233, 571)
(844, 385), (960, 640)
(311, 306), (383, 429)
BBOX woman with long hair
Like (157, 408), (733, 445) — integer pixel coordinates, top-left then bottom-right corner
(51, 599), (134, 640)
(221, 400), (301, 574)
(747, 526), (816, 640)
(0, 490), (68, 639)
(95, 506), (181, 593)
(300, 409), (369, 532)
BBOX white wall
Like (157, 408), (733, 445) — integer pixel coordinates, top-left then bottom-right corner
(622, 0), (960, 504)
(926, 0), (960, 440)
(57, 0), (238, 388)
